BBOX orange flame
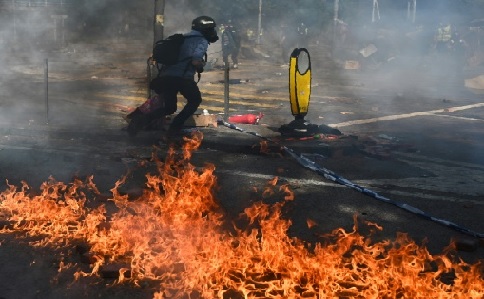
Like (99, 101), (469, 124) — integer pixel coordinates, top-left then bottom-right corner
(1, 132), (483, 298)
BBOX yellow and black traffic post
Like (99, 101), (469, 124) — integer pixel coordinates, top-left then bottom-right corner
(289, 47), (311, 120)
(280, 47), (342, 137)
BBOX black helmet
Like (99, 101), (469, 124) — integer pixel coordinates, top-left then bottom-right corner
(192, 16), (219, 43)
(192, 16), (217, 31)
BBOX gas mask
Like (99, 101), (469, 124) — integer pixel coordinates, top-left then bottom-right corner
(203, 28), (219, 43)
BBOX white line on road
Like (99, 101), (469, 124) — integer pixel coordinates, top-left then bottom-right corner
(434, 114), (484, 122)
(329, 102), (484, 128)
(215, 169), (343, 188)
(215, 169), (484, 205)
(364, 188), (484, 206)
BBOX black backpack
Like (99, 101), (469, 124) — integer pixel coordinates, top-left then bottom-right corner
(152, 33), (187, 66)
(151, 33), (207, 84)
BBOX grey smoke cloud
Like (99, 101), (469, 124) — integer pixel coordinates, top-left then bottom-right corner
(1, 0), (483, 129)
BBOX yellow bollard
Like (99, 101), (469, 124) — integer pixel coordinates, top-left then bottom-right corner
(289, 48), (311, 119)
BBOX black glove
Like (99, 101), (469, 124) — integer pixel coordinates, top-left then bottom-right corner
(196, 65), (204, 74)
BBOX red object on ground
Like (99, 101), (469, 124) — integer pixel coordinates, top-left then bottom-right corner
(138, 95), (163, 114)
(228, 113), (263, 124)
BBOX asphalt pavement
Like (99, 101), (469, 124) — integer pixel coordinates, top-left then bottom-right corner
(1, 44), (484, 265)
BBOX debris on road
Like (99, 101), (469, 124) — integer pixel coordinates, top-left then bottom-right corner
(228, 112), (264, 124)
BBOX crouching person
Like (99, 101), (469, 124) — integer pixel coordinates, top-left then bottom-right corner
(151, 16), (218, 138)
(126, 16), (218, 138)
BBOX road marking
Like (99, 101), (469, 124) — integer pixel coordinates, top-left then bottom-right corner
(215, 169), (483, 206)
(365, 189), (484, 206)
(434, 114), (484, 122)
(354, 152), (484, 205)
(215, 169), (343, 188)
(329, 102), (484, 128)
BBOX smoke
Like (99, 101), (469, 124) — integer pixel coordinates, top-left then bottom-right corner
(1, 0), (483, 129)
(0, 1), (483, 212)
(0, 1), (148, 129)
(302, 0), (484, 124)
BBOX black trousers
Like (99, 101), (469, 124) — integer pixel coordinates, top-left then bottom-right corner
(151, 76), (202, 129)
